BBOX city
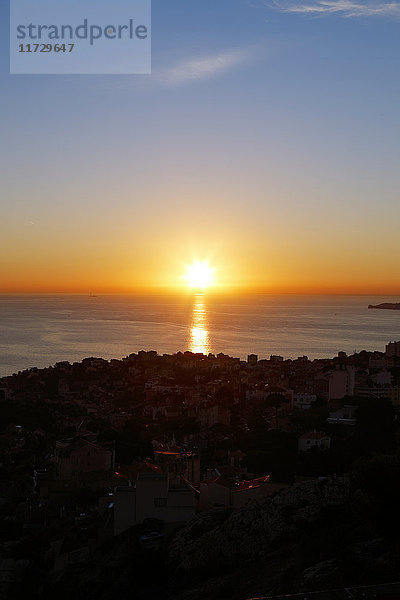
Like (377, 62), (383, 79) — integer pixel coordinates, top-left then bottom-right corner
(1, 342), (400, 598)
(3, 1), (400, 598)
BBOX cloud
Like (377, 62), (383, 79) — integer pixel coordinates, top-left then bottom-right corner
(269, 0), (400, 18)
(156, 48), (254, 87)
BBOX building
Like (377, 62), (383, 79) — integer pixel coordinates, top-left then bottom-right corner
(292, 393), (317, 410)
(54, 437), (115, 481)
(111, 472), (195, 535)
(247, 354), (258, 365)
(270, 355), (284, 363)
(246, 384), (293, 404)
(374, 370), (392, 386)
(386, 341), (400, 358)
(298, 431), (331, 452)
(0, 387), (10, 401)
(328, 365), (355, 400)
(369, 352), (386, 369)
(327, 404), (358, 425)
(355, 386), (400, 407)
(153, 450), (200, 485)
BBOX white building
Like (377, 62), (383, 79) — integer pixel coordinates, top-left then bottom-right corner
(293, 393), (317, 410)
(111, 473), (195, 536)
(298, 431), (331, 452)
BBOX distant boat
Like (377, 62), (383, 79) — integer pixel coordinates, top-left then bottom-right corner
(89, 293), (98, 298)
(368, 303), (400, 310)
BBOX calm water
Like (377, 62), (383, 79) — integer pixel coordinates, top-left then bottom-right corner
(1, 294), (400, 377)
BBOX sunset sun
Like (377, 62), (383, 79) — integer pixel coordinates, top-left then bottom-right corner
(184, 261), (215, 289)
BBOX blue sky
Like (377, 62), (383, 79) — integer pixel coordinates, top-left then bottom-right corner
(1, 0), (400, 292)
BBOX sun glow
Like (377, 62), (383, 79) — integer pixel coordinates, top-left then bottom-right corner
(184, 260), (215, 289)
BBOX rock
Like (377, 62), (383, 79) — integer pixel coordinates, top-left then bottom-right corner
(302, 559), (338, 583)
(168, 478), (351, 571)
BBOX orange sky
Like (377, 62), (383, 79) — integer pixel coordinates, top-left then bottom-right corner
(2, 0), (400, 295)
(1, 206), (400, 294)
(1, 234), (400, 295)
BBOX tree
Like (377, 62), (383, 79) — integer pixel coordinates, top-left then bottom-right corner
(264, 393), (290, 429)
(351, 454), (400, 534)
(354, 397), (396, 454)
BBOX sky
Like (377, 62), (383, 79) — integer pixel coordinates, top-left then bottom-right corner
(1, 0), (400, 294)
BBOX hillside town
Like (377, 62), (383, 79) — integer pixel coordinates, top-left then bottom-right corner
(1, 342), (400, 599)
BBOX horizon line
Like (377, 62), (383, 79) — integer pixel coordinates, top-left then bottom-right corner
(0, 289), (399, 297)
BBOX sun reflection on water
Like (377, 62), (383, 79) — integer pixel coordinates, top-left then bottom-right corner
(189, 293), (210, 355)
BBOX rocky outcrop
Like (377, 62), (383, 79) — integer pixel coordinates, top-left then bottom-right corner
(168, 478), (351, 571)
(368, 303), (400, 310)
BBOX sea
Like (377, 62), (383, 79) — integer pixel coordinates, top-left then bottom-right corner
(1, 293), (400, 378)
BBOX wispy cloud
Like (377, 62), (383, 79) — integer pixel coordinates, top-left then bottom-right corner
(156, 48), (254, 87)
(269, 0), (400, 18)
